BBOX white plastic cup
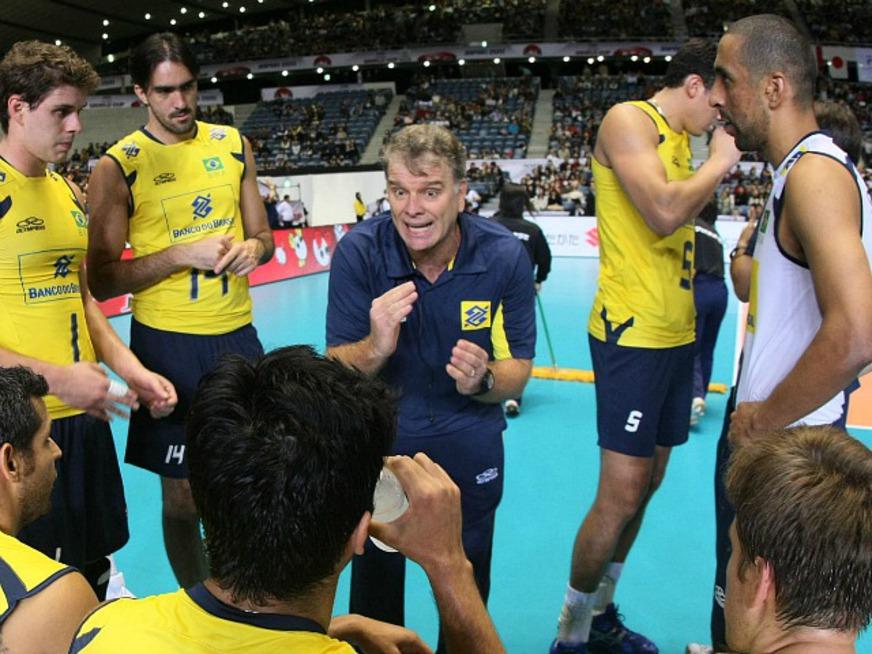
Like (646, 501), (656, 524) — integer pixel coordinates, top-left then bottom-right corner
(370, 466), (409, 553)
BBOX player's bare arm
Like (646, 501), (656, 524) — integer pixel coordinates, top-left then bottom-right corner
(215, 136), (274, 276)
(732, 155), (872, 440)
(596, 104), (739, 236)
(80, 268), (177, 420)
(1, 570), (96, 654)
(328, 615), (433, 654)
(372, 455), (506, 654)
(87, 155), (234, 300)
(730, 218), (757, 302)
(327, 281), (419, 375)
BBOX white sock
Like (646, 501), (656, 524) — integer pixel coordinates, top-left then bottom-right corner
(556, 583), (595, 644)
(594, 562), (624, 613)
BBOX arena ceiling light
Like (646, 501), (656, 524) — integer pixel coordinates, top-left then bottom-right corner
(630, 55), (638, 62)
(664, 55), (672, 62)
(170, 18), (177, 25)
(458, 58), (465, 66)
(282, 70), (289, 76)
(387, 62), (395, 69)
(481, 40), (488, 47)
(144, 12), (151, 19)
(211, 76), (218, 83)
(423, 60), (431, 67)
(102, 19), (110, 26)
(102, 32), (109, 39)
(324, 73), (331, 81)
(222, 1), (229, 7)
(180, 7), (187, 14)
(528, 56), (536, 63)
(643, 56), (651, 63)
(55, 39), (62, 45)
(493, 57), (500, 64)
(107, 54), (115, 62)
(587, 57), (595, 64)
(429, 4), (436, 11)
(563, 55), (570, 62)
(352, 64), (359, 72)
(239, 6), (246, 12)
(316, 66), (324, 73)
(199, 11), (206, 18)
(246, 72), (253, 79)
(596, 55), (604, 62)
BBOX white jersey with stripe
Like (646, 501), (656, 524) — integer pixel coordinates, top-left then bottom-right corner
(736, 131), (872, 424)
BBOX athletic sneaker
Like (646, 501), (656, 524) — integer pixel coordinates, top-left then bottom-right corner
(588, 604), (658, 654)
(684, 644), (714, 654)
(505, 399), (521, 417)
(550, 640), (588, 653)
(690, 397), (706, 427)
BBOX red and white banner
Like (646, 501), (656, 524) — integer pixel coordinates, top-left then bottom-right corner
(97, 225), (349, 318)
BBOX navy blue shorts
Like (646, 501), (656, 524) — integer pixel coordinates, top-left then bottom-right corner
(18, 413), (128, 567)
(127, 319), (263, 478)
(589, 334), (693, 457)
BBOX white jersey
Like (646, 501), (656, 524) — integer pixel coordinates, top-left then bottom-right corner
(736, 132), (872, 424)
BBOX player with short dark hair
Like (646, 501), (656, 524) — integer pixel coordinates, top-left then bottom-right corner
(73, 346), (506, 654)
(551, 38), (741, 654)
(0, 366), (100, 654)
(707, 14), (872, 650)
(86, 32), (274, 588)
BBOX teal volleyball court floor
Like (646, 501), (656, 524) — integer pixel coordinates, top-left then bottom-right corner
(108, 257), (872, 653)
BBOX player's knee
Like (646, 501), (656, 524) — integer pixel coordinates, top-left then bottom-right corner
(596, 479), (649, 521)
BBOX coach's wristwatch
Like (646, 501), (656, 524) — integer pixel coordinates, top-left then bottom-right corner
(472, 368), (495, 396)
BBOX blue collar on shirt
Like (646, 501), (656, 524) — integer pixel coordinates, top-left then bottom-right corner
(381, 212), (489, 280)
(186, 583), (327, 633)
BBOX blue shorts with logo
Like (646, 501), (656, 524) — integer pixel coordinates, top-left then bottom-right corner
(127, 318), (263, 479)
(589, 334), (694, 457)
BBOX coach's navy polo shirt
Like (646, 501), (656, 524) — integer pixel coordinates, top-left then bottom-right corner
(327, 212), (535, 438)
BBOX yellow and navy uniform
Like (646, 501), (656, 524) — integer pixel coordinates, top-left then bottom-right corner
(589, 100), (696, 348)
(0, 530), (73, 624)
(0, 158), (96, 418)
(105, 121), (251, 335)
(70, 583), (355, 653)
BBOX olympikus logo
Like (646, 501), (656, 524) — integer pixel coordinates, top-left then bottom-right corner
(476, 467), (499, 485)
(153, 172), (176, 185)
(16, 217), (45, 233)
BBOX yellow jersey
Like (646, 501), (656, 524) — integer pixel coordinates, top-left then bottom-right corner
(0, 530), (72, 624)
(105, 122), (252, 335)
(0, 158), (96, 418)
(588, 100), (696, 348)
(71, 584), (355, 653)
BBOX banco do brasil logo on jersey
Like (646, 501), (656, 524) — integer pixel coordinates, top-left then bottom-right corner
(54, 254), (74, 278)
(202, 156), (224, 173)
(122, 142), (140, 159)
(461, 301), (492, 330)
(191, 194), (213, 219)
